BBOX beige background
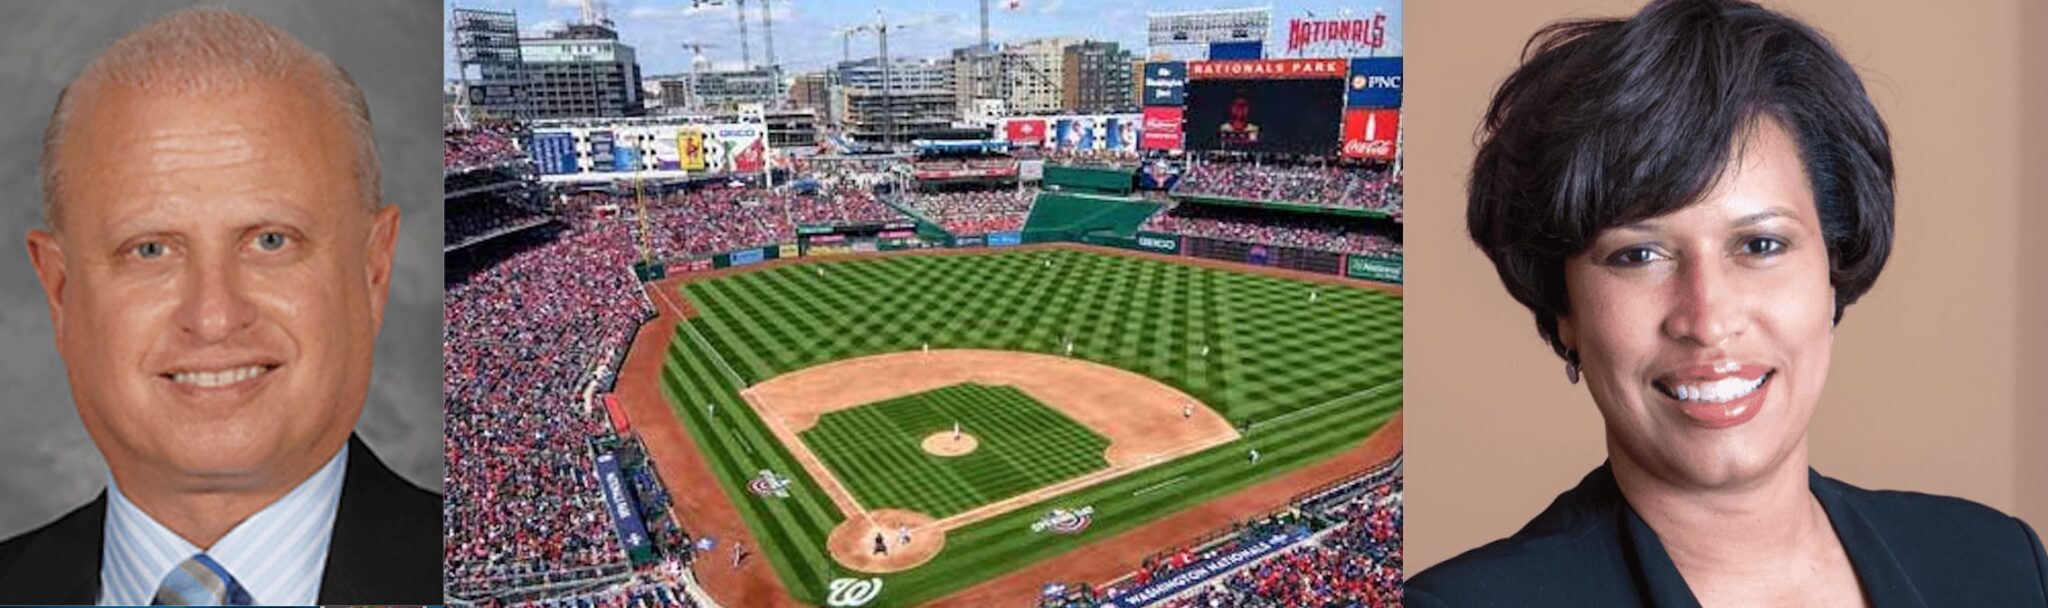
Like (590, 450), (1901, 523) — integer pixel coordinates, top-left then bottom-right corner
(1405, 0), (2048, 570)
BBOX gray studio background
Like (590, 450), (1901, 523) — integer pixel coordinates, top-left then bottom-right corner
(0, 1), (444, 538)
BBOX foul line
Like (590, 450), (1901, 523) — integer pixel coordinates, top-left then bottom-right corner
(677, 314), (750, 390)
(1255, 379), (1402, 430)
(1131, 475), (1189, 497)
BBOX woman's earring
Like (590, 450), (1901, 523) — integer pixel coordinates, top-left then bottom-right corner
(1564, 349), (1581, 385)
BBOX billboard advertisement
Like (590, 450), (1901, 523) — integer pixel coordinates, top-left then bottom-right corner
(1140, 107), (1185, 151)
(1006, 119), (1047, 146)
(594, 452), (655, 564)
(1347, 253), (1404, 283)
(613, 144), (640, 173)
(1142, 61), (1187, 106)
(678, 129), (707, 171)
(987, 231), (1023, 247)
(1184, 77), (1343, 155)
(1341, 108), (1400, 160)
(713, 126), (766, 173)
(1346, 57), (1403, 108)
(588, 130), (615, 171)
(528, 132), (578, 175)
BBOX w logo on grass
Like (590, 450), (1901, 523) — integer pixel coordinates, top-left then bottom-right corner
(1030, 506), (1095, 534)
(826, 577), (883, 606)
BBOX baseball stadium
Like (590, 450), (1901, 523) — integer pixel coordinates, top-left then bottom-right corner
(445, 5), (1402, 607)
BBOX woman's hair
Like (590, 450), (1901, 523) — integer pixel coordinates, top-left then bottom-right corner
(1468, 0), (1894, 360)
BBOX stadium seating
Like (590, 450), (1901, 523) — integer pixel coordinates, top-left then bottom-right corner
(1142, 202), (1402, 256)
(900, 188), (1037, 236)
(1171, 160), (1402, 216)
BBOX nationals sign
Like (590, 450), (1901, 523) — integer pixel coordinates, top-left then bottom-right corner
(1140, 107), (1184, 151)
(1286, 13), (1389, 56)
(1341, 108), (1400, 160)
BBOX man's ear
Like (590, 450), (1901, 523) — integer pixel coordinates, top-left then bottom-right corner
(363, 204), (401, 329)
(25, 228), (69, 345)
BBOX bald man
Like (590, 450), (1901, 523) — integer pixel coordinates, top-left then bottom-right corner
(0, 7), (437, 605)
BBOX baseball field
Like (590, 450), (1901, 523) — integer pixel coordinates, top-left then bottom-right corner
(654, 247), (1401, 606)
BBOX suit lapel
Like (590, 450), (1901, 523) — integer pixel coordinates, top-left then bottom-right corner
(0, 493), (107, 603)
(317, 435), (442, 605)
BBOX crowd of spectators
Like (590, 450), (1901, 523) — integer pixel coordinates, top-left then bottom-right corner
(473, 576), (699, 608)
(899, 188), (1036, 235)
(1172, 160), (1402, 215)
(445, 221), (655, 592)
(448, 123), (527, 174)
(447, 195), (552, 249)
(566, 185), (911, 262)
(1143, 203), (1402, 256)
(1029, 147), (1141, 168)
(1040, 459), (1403, 608)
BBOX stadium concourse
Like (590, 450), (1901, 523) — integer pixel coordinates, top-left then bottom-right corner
(443, 122), (1402, 605)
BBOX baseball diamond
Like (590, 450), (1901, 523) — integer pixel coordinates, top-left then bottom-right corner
(801, 384), (1112, 518)
(655, 247), (1401, 605)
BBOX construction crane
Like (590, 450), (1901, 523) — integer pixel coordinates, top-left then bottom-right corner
(840, 10), (915, 147)
(690, 0), (752, 68)
(679, 42), (721, 111)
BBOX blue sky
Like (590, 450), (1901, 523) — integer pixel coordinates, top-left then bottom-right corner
(445, 0), (1401, 77)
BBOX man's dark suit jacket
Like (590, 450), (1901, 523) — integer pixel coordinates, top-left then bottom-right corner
(1409, 464), (2048, 607)
(0, 435), (441, 604)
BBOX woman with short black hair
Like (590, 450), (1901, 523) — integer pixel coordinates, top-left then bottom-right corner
(1407, 0), (2048, 605)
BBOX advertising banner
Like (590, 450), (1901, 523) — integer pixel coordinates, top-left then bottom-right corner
(595, 452), (656, 564)
(1187, 58), (1347, 80)
(1140, 107), (1185, 151)
(988, 231), (1023, 247)
(733, 138), (765, 173)
(1108, 530), (1308, 608)
(1135, 231), (1182, 254)
(1341, 108), (1400, 160)
(1347, 253), (1404, 283)
(1346, 57), (1403, 108)
(1006, 119), (1047, 145)
(528, 132), (579, 175)
(1142, 61), (1187, 106)
(678, 129), (707, 171)
(612, 142), (640, 172)
(729, 247), (765, 266)
(588, 130), (615, 171)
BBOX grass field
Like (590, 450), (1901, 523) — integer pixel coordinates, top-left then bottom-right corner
(802, 383), (1111, 518)
(658, 248), (1401, 605)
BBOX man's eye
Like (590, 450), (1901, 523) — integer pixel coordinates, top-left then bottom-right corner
(135, 242), (166, 259)
(257, 232), (289, 251)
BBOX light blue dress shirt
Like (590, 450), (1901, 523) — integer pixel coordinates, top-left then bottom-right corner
(98, 443), (347, 605)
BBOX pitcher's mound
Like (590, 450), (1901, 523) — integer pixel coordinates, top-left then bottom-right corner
(827, 509), (944, 573)
(921, 432), (979, 457)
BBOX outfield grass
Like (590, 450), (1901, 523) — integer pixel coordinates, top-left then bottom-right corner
(658, 248), (1401, 605)
(802, 383), (1111, 518)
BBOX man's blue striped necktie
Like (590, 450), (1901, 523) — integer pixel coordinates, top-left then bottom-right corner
(151, 553), (254, 606)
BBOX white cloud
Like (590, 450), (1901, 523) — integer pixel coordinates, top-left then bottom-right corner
(522, 19), (566, 37)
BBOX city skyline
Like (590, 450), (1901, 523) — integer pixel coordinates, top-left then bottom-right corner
(445, 0), (1403, 79)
